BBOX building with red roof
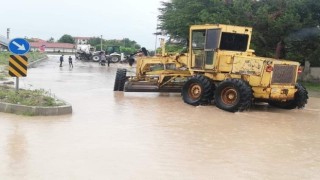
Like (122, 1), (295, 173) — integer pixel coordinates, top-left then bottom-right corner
(30, 39), (75, 53)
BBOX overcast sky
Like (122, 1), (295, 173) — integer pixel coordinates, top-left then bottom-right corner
(0, 0), (165, 50)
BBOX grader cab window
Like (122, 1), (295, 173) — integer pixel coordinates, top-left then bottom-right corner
(191, 29), (221, 50)
(219, 32), (249, 51)
(205, 29), (221, 50)
(192, 30), (206, 49)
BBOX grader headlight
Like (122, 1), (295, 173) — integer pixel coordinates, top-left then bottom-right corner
(266, 65), (273, 72)
(298, 66), (303, 74)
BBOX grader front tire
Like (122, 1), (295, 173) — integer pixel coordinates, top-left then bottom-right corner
(113, 68), (127, 91)
(182, 75), (213, 106)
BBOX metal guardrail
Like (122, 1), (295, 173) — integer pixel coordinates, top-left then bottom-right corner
(0, 35), (9, 46)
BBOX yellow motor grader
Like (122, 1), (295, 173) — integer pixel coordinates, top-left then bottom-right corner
(114, 24), (308, 112)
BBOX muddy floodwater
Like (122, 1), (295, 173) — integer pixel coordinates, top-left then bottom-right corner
(1, 55), (320, 179)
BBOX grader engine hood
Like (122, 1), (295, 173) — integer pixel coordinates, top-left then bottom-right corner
(231, 56), (264, 76)
(231, 55), (300, 85)
(228, 54), (300, 101)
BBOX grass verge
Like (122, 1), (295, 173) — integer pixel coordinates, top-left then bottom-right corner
(0, 51), (47, 80)
(300, 82), (320, 98)
(0, 51), (47, 65)
(0, 85), (65, 107)
(301, 82), (320, 92)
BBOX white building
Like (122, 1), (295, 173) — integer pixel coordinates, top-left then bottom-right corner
(74, 37), (92, 45)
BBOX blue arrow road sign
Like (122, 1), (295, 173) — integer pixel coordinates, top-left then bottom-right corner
(8, 38), (30, 55)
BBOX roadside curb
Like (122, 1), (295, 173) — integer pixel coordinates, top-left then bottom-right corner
(28, 55), (48, 68)
(0, 100), (72, 116)
(1, 55), (73, 116)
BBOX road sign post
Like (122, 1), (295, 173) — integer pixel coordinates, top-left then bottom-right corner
(8, 38), (30, 91)
(8, 55), (28, 91)
(16, 77), (19, 92)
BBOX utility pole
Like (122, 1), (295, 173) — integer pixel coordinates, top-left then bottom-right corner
(154, 20), (158, 55)
(100, 35), (103, 51)
(7, 28), (10, 39)
(7, 28), (19, 92)
(154, 34), (157, 55)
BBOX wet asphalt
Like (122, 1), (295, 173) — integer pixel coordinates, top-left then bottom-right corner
(0, 55), (320, 179)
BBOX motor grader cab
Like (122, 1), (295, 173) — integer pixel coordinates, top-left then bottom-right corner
(114, 24), (308, 112)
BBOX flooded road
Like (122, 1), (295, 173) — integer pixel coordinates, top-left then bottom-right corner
(1, 55), (320, 179)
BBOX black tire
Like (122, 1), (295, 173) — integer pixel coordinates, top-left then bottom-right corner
(110, 55), (121, 63)
(268, 83), (308, 109)
(128, 57), (135, 66)
(182, 75), (213, 106)
(92, 55), (101, 62)
(214, 79), (253, 112)
(113, 68), (127, 91)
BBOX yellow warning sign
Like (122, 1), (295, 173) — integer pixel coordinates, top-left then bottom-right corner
(9, 55), (28, 77)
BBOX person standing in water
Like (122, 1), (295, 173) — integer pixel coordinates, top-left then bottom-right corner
(68, 56), (73, 68)
(59, 55), (64, 67)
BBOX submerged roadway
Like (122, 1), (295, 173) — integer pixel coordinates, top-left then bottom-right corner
(0, 55), (320, 179)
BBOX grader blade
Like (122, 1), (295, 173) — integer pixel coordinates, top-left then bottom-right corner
(124, 81), (183, 92)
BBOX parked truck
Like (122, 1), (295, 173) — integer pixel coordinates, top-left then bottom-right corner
(75, 44), (96, 60)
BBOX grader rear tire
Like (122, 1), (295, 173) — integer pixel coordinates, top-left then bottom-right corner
(214, 79), (253, 112)
(113, 68), (127, 91)
(268, 83), (308, 109)
(182, 75), (213, 106)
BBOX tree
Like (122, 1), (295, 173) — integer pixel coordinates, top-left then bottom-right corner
(158, 0), (320, 66)
(88, 37), (141, 55)
(58, 34), (75, 44)
(88, 37), (104, 46)
(47, 37), (55, 43)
